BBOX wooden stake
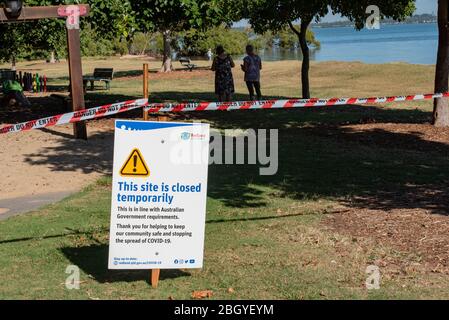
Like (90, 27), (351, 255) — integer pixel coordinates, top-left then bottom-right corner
(143, 63), (169, 122)
(143, 63), (149, 121)
(145, 81), (162, 287)
(151, 269), (161, 288)
(145, 64), (168, 287)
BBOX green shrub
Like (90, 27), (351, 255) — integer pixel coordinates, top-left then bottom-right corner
(130, 32), (149, 55)
(129, 32), (163, 56)
(114, 38), (129, 56)
(179, 26), (249, 56)
(80, 24), (115, 57)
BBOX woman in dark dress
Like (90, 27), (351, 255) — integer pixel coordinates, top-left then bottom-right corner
(211, 45), (235, 102)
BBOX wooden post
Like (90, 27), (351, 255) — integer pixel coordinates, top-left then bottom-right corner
(151, 269), (161, 288)
(67, 28), (87, 140)
(144, 69), (163, 287)
(143, 63), (149, 121)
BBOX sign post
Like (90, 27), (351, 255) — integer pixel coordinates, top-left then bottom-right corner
(108, 120), (210, 288)
(143, 63), (149, 121)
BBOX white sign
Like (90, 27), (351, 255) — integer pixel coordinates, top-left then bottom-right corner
(108, 120), (210, 269)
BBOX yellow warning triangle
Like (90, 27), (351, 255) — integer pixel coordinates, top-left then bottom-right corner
(120, 149), (150, 177)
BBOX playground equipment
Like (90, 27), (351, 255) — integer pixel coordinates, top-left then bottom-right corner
(1, 79), (30, 107)
(2, 0), (22, 18)
(0, 4), (90, 139)
(16, 72), (47, 93)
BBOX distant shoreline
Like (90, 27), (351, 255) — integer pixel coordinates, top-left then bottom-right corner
(312, 14), (437, 29)
(312, 21), (437, 29)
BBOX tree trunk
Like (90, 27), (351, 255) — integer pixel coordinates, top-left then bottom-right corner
(11, 55), (16, 71)
(434, 0), (449, 126)
(141, 40), (147, 56)
(289, 19), (312, 99)
(160, 30), (173, 73)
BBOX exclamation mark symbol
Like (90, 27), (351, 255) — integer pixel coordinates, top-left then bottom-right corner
(133, 155), (137, 173)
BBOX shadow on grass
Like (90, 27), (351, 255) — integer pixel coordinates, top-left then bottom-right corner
(60, 244), (190, 284)
(150, 91), (294, 105)
(114, 70), (143, 78)
(7, 91), (449, 216)
(0, 227), (106, 244)
(206, 213), (307, 224)
(204, 108), (449, 215)
(0, 212), (303, 245)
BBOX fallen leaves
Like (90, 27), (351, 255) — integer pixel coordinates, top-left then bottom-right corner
(191, 290), (213, 299)
(325, 205), (449, 275)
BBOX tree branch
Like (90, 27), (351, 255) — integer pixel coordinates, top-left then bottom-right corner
(287, 21), (300, 37)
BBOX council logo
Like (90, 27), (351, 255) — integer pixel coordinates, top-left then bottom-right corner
(181, 132), (191, 140)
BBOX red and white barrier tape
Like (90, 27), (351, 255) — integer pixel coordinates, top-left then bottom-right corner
(145, 92), (449, 113)
(0, 98), (148, 135)
(1, 92), (448, 135)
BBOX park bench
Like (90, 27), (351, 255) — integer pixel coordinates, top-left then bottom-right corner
(179, 57), (197, 72)
(83, 68), (114, 91)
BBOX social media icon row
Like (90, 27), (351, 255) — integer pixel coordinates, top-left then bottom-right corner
(174, 259), (195, 264)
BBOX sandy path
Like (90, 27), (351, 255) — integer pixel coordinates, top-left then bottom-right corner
(0, 121), (114, 201)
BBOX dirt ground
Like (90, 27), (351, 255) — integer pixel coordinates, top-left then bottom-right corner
(325, 206), (449, 274)
(0, 120), (115, 200)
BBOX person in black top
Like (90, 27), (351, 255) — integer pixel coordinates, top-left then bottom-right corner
(211, 45), (235, 102)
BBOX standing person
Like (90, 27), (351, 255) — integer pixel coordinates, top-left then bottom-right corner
(207, 48), (213, 62)
(241, 44), (262, 101)
(211, 45), (235, 102)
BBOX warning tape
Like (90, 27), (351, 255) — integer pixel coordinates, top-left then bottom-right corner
(0, 98), (148, 135)
(145, 92), (449, 113)
(1, 92), (448, 135)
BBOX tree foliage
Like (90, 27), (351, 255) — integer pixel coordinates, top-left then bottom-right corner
(129, 0), (226, 34)
(331, 0), (416, 29)
(179, 26), (248, 56)
(129, 0), (229, 71)
(0, 0), (135, 62)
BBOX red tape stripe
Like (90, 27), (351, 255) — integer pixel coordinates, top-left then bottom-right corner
(2, 93), (447, 135)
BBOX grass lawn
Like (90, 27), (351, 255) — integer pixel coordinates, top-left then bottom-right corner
(1, 57), (449, 299)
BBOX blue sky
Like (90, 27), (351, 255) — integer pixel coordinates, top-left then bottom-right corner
(235, 0), (438, 26)
(322, 0), (437, 22)
(415, 0), (437, 14)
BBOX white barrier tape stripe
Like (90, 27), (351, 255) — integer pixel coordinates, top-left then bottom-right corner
(2, 93), (448, 135)
(144, 93), (449, 112)
(0, 98), (148, 135)
(59, 112), (75, 125)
